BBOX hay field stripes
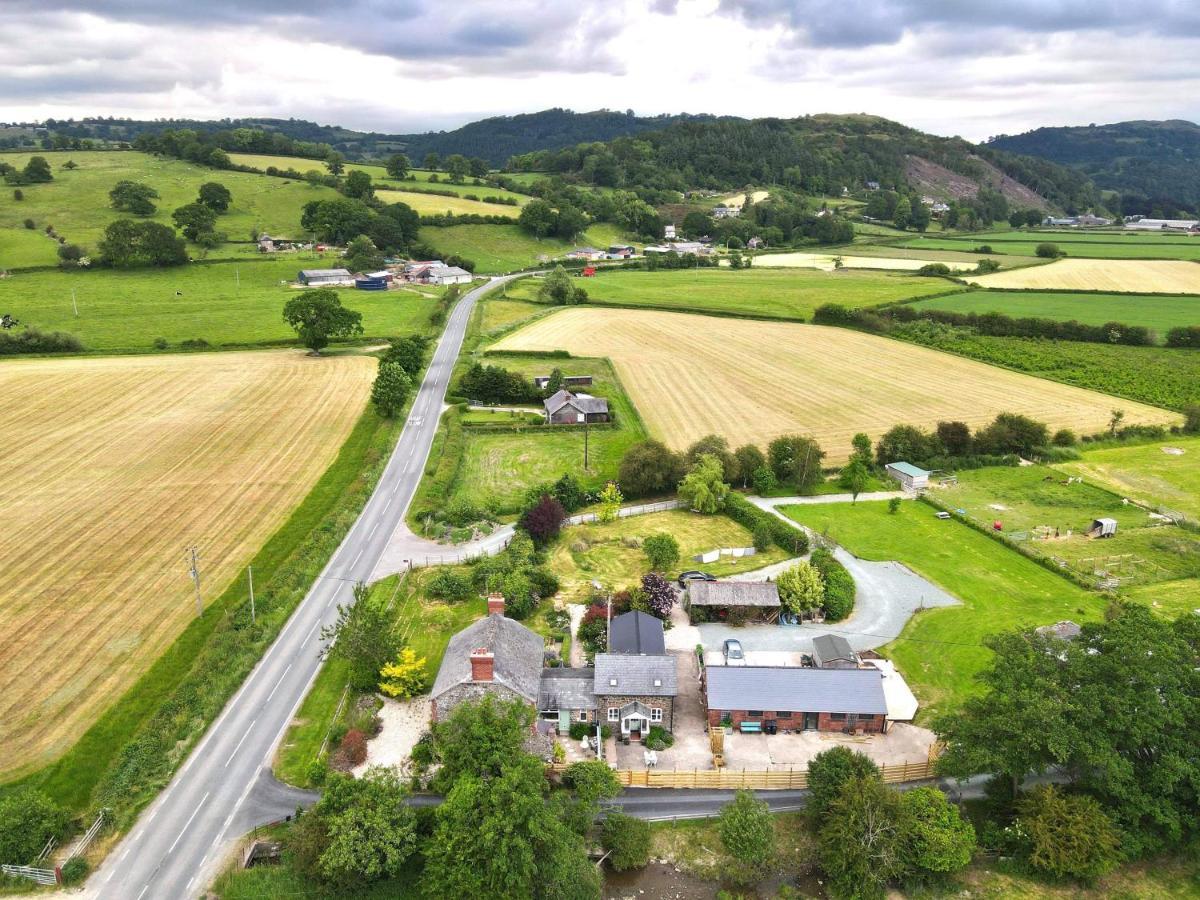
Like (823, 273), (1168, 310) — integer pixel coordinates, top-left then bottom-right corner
(491, 307), (1177, 460)
(373, 189), (518, 217)
(970, 258), (1200, 294)
(0, 350), (374, 775)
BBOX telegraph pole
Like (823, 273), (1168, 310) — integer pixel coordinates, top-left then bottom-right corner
(187, 546), (202, 617)
(71, 288), (79, 317)
(583, 416), (590, 469)
(248, 565), (256, 624)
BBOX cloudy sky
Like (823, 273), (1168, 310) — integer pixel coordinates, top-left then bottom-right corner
(2, 0), (1197, 140)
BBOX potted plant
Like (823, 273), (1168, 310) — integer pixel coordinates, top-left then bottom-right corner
(721, 714), (733, 735)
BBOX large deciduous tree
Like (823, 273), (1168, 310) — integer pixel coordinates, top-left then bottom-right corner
(319, 583), (401, 692)
(197, 181), (232, 212)
(384, 153), (410, 179)
(519, 494), (567, 546)
(678, 453), (730, 513)
(171, 202), (218, 241)
(109, 179), (159, 215)
(617, 440), (684, 498)
(718, 790), (776, 884)
(371, 361), (412, 417)
(776, 560), (824, 615)
(767, 434), (825, 493)
(283, 288), (364, 353)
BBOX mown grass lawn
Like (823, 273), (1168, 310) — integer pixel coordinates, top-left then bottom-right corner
(418, 222), (628, 273)
(548, 509), (791, 602)
(448, 354), (647, 512)
(910, 289), (1200, 335)
(780, 500), (1104, 720)
(0, 256), (436, 351)
(504, 266), (949, 320)
(0, 149), (341, 267)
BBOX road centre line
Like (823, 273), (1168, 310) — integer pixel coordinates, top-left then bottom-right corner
(167, 792), (209, 854)
(224, 720), (256, 767)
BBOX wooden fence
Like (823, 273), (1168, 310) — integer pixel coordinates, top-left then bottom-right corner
(549, 757), (939, 790)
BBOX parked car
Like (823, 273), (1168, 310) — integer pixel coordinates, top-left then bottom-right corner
(678, 570), (716, 588)
(723, 639), (745, 665)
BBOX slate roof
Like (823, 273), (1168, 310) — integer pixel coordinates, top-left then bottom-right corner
(705, 666), (887, 715)
(544, 390), (609, 418)
(687, 580), (780, 607)
(812, 634), (857, 667)
(431, 613), (545, 705)
(594, 654), (677, 697)
(609, 611), (665, 655)
(538, 668), (597, 710)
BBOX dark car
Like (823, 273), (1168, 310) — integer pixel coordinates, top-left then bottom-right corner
(677, 570), (716, 588)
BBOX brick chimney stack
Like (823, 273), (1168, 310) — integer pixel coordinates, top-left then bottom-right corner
(487, 593), (505, 617)
(470, 647), (494, 682)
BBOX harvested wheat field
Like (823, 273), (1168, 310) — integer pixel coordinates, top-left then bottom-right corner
(745, 252), (975, 272)
(492, 308), (1177, 459)
(719, 190), (770, 208)
(0, 350), (374, 775)
(971, 258), (1200, 293)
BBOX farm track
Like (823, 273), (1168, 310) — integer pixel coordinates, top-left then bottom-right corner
(491, 307), (1178, 460)
(0, 351), (374, 775)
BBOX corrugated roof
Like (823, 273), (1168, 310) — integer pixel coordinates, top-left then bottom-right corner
(886, 461), (930, 478)
(688, 581), (780, 607)
(300, 268), (351, 278)
(431, 613), (545, 704)
(594, 654), (677, 696)
(705, 666), (887, 715)
(538, 668), (597, 710)
(609, 611), (666, 655)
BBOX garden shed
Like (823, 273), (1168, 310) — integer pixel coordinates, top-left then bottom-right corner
(885, 461), (931, 491)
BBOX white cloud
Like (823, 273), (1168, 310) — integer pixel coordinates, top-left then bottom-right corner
(0, 0), (1197, 139)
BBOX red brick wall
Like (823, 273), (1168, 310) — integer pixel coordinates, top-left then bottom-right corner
(706, 708), (884, 733)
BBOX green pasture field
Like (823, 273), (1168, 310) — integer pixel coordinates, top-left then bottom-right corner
(1124, 578), (1200, 619)
(449, 354), (646, 512)
(418, 222), (627, 273)
(1057, 435), (1200, 522)
(0, 256), (436, 352)
(932, 465), (1200, 591)
(0, 225), (60, 269)
(226, 153), (529, 204)
(901, 232), (1200, 260)
(839, 243), (1034, 269)
(0, 150), (341, 267)
(374, 189), (518, 217)
(781, 500), (1104, 718)
(892, 327), (1200, 412)
(477, 297), (546, 335)
(909, 290), (1200, 336)
(969, 228), (1200, 245)
(548, 509), (791, 603)
(502, 267), (949, 320)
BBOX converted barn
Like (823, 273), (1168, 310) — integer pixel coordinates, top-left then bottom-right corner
(543, 389), (610, 425)
(704, 666), (888, 734)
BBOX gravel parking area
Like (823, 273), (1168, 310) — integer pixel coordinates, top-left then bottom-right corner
(722, 722), (936, 770)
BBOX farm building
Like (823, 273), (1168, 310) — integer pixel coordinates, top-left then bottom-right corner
(686, 581), (780, 623)
(428, 265), (473, 286)
(812, 634), (859, 669)
(607, 244), (636, 259)
(608, 611), (666, 655)
(594, 653), (677, 737)
(565, 247), (606, 261)
(885, 461), (931, 491)
(1124, 217), (1200, 232)
(704, 666), (889, 734)
(298, 268), (353, 286)
(712, 205), (740, 219)
(543, 389), (610, 425)
(429, 596), (544, 722)
(532, 373), (593, 390)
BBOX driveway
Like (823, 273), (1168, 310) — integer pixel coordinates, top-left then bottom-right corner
(721, 721), (937, 771)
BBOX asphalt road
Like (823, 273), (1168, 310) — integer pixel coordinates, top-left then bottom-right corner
(90, 274), (522, 900)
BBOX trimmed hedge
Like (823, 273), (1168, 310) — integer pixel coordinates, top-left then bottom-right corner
(810, 547), (854, 622)
(726, 493), (808, 556)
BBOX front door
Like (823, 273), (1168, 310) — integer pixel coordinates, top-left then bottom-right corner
(804, 712), (819, 731)
(623, 714), (648, 740)
(558, 709), (571, 735)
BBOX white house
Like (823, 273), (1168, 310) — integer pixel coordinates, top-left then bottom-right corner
(664, 224), (676, 239)
(885, 461), (930, 491)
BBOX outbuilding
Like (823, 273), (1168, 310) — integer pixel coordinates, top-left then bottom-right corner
(608, 611), (665, 655)
(686, 581), (780, 623)
(428, 265), (474, 286)
(298, 268), (353, 286)
(543, 389), (610, 425)
(812, 634), (859, 669)
(885, 461), (930, 491)
(704, 666), (889, 734)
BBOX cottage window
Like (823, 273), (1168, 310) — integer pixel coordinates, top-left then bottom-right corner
(747, 710), (763, 718)
(607, 707), (619, 722)
(830, 713), (846, 722)
(578, 710), (589, 722)
(651, 708), (663, 722)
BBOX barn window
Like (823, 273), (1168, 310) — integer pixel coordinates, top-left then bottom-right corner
(747, 710), (763, 718)
(830, 713), (846, 722)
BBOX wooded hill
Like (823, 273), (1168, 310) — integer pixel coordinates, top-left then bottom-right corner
(507, 113), (1097, 212)
(38, 109), (710, 166)
(987, 119), (1200, 213)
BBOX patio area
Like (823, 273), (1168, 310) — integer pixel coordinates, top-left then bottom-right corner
(719, 721), (937, 771)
